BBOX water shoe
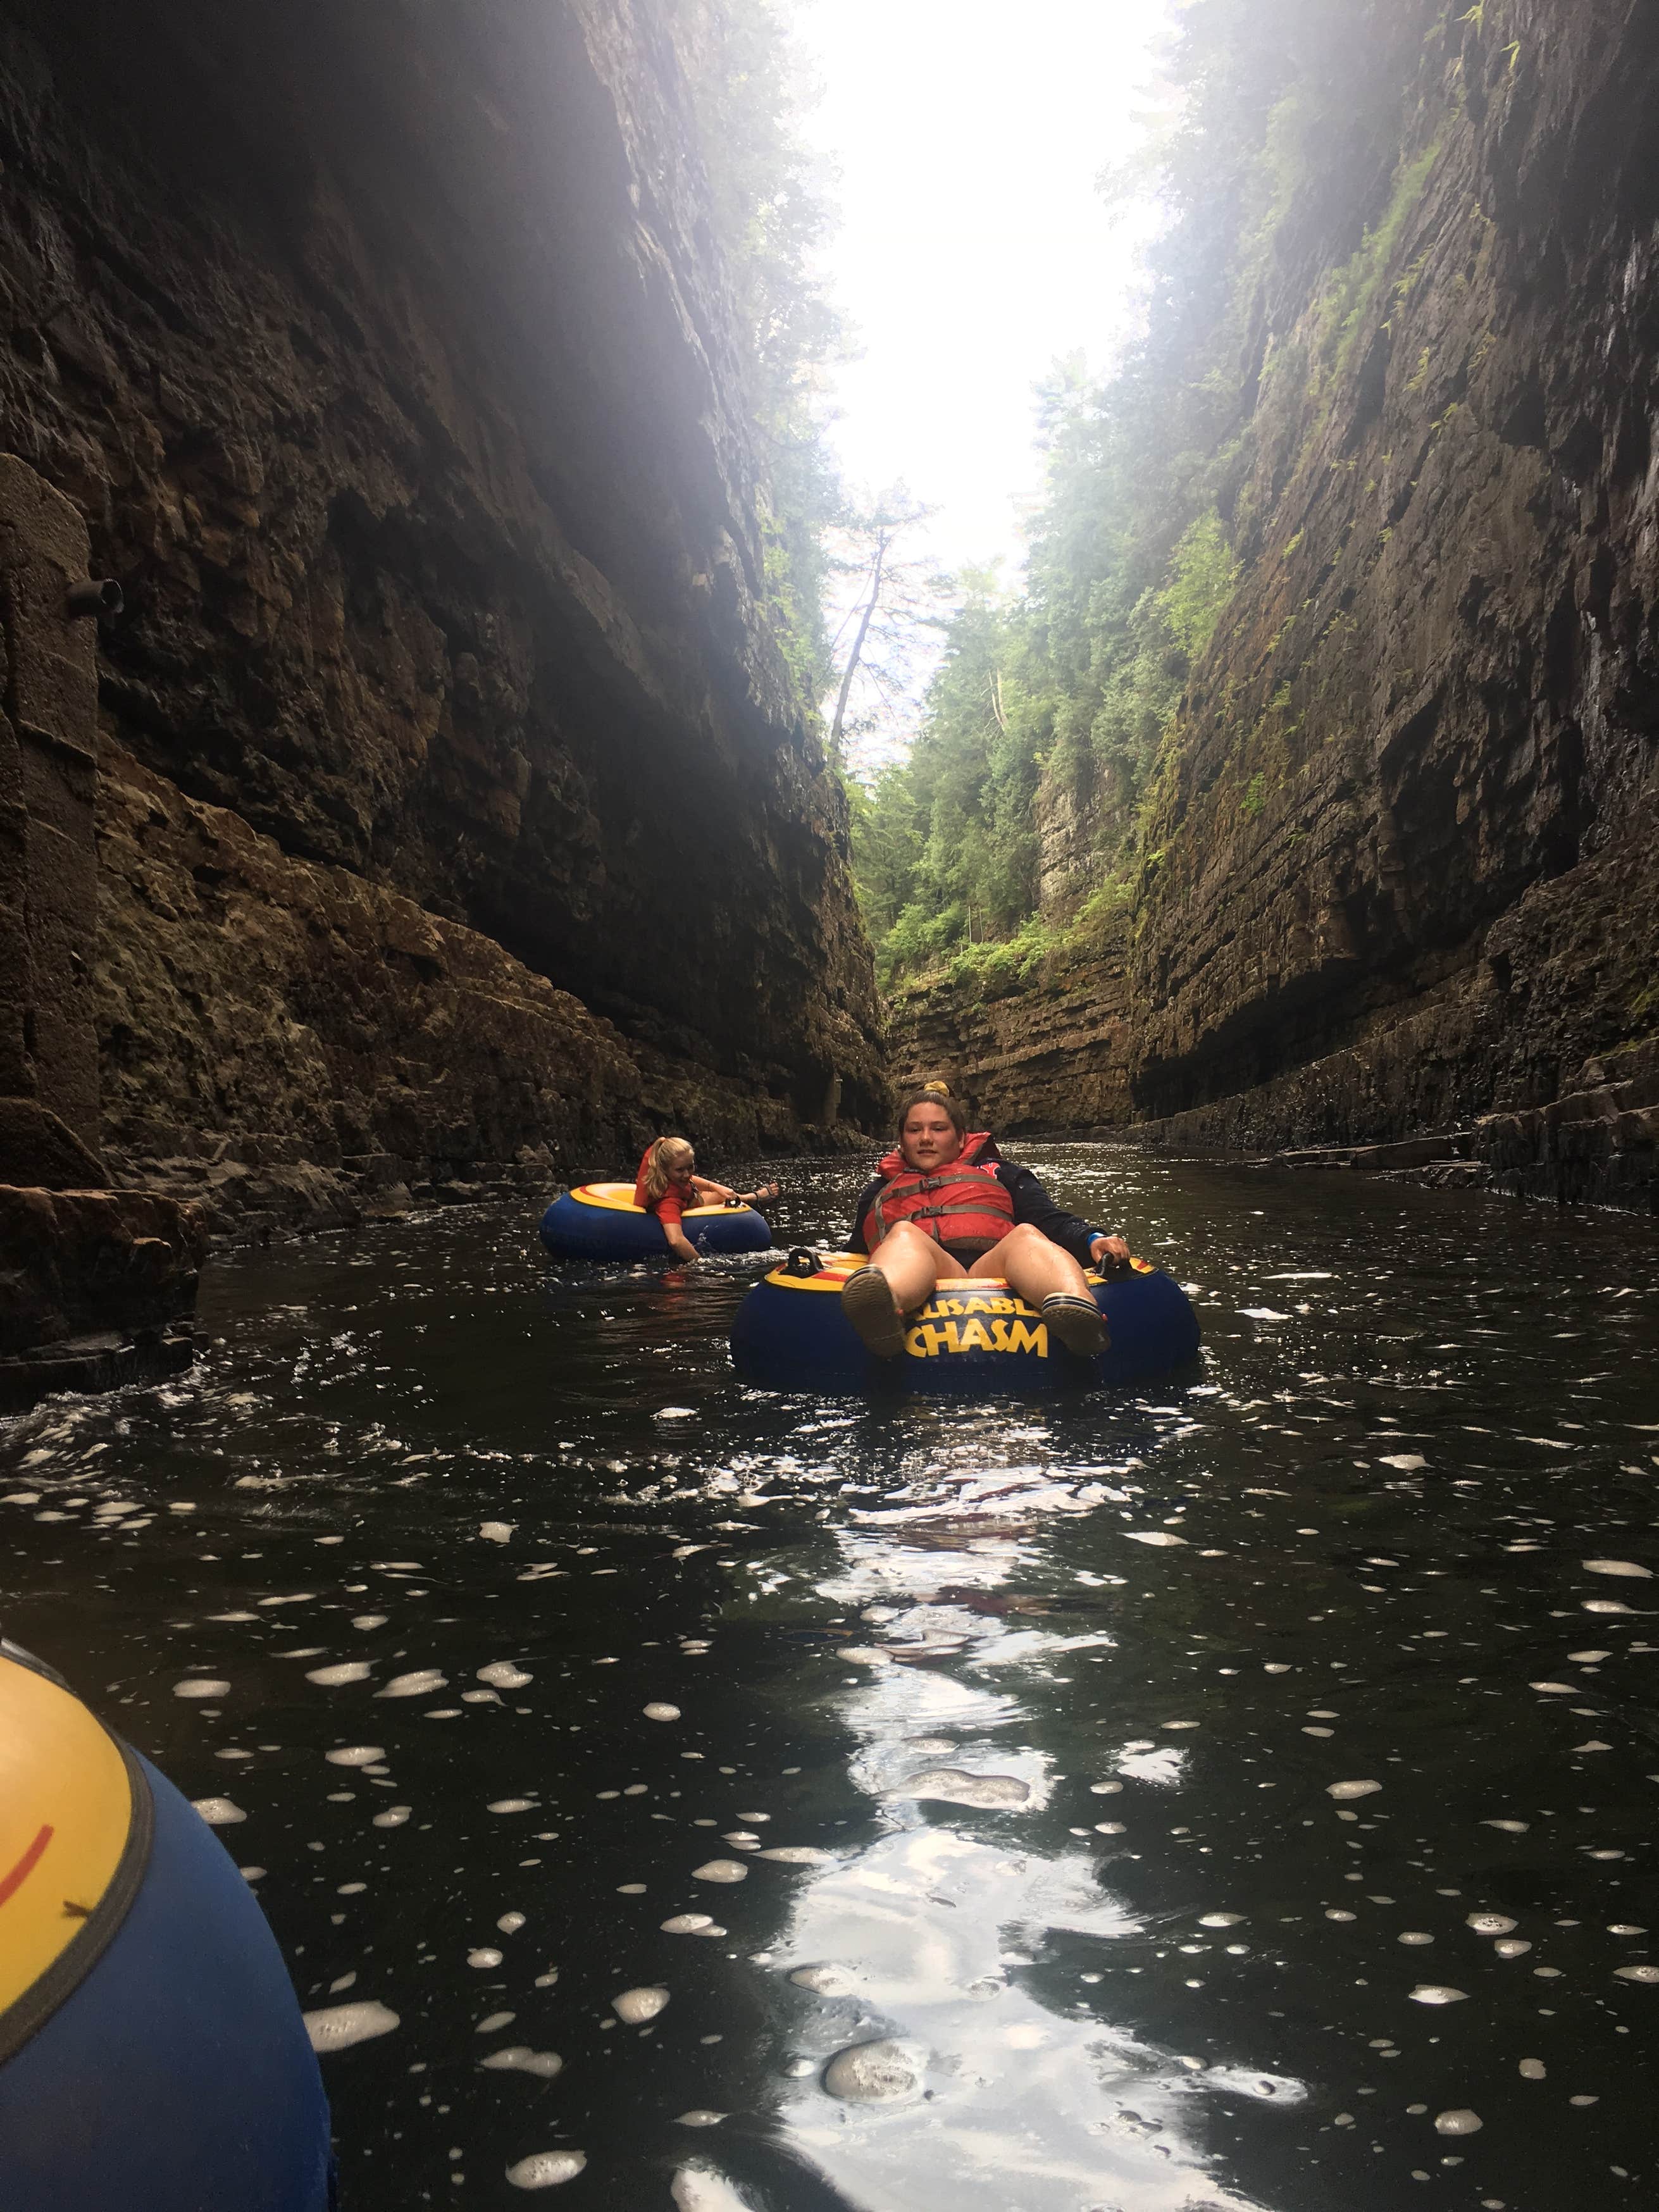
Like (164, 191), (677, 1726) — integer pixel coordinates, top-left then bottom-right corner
(1041, 1291), (1108, 1358)
(841, 1265), (907, 1358)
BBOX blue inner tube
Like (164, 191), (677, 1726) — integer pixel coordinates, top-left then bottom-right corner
(730, 1253), (1201, 1395)
(0, 1643), (332, 2212)
(539, 1182), (772, 1261)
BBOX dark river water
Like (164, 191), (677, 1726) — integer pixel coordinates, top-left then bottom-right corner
(4, 1146), (1659, 2211)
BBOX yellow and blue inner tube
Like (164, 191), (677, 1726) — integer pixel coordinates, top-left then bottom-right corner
(540, 1181), (773, 1261)
(730, 1252), (1201, 1394)
(0, 1638), (332, 2211)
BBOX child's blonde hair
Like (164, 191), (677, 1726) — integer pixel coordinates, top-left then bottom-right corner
(641, 1135), (695, 1203)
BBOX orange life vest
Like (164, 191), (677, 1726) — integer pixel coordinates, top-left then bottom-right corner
(862, 1131), (1015, 1253)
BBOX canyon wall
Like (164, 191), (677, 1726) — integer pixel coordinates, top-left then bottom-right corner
(895, 0), (1659, 1206)
(0, 0), (882, 1234)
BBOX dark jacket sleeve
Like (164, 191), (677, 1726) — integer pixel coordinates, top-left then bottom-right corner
(849, 1178), (882, 1253)
(997, 1160), (1109, 1267)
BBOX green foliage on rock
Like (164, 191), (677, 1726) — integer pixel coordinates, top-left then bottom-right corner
(851, 0), (1433, 991)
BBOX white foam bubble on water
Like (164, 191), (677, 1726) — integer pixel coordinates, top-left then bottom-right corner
(376, 1669), (446, 1698)
(1614, 1964), (1659, 1984)
(506, 2149), (586, 2188)
(1398, 1931), (1434, 1946)
(890, 1767), (1029, 1810)
(352, 1615), (389, 1631)
(482, 2047), (564, 2078)
(488, 1798), (538, 1815)
(1494, 1940), (1532, 1958)
(1584, 1559), (1652, 1579)
(1089, 1780), (1124, 1795)
(190, 1798), (246, 1824)
(304, 1999), (399, 2052)
(476, 2011), (516, 2034)
(468, 1948), (504, 1969)
(480, 1522), (516, 1544)
(173, 1679), (231, 1699)
(1467, 1913), (1518, 1935)
(674, 2111), (726, 2127)
(1482, 1817), (1530, 1833)
(671, 2168), (754, 2211)
(372, 1806), (412, 1828)
(612, 1985), (669, 2023)
(790, 1963), (857, 1995)
(643, 1703), (681, 1721)
(1408, 1985), (1468, 2005)
(755, 1846), (831, 1864)
(1199, 1912), (1246, 1928)
(1124, 1530), (1187, 1546)
(905, 1737), (956, 1755)
(306, 1662), (373, 1687)
(497, 1912), (526, 1935)
(661, 1914), (714, 1934)
(478, 1662), (533, 1689)
(326, 1745), (385, 1767)
(823, 2038), (921, 2103)
(1519, 2058), (1546, 2079)
(1434, 2109), (1482, 2135)
(1327, 1780), (1382, 1801)
(692, 1860), (748, 1884)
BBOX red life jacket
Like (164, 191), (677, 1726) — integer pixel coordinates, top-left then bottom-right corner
(862, 1131), (1014, 1253)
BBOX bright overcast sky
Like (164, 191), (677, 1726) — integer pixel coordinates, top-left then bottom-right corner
(792, 0), (1176, 584)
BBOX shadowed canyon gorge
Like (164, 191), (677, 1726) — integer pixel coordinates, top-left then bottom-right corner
(887, 0), (1659, 1213)
(3, 0), (1658, 1403)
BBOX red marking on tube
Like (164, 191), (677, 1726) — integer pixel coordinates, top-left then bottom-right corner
(0, 1824), (53, 1908)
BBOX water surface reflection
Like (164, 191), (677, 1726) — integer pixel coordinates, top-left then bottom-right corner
(2, 1148), (1658, 2209)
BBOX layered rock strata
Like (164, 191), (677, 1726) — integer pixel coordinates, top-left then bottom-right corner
(0, 0), (882, 1238)
(895, 0), (1659, 1210)
(0, 457), (206, 1401)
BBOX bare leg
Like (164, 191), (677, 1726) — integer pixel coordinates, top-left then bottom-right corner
(971, 1224), (1105, 1355)
(863, 1220), (952, 1312)
(968, 1222), (1089, 1301)
(842, 1221), (952, 1356)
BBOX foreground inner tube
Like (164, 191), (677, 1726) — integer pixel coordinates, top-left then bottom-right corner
(0, 1639), (333, 2212)
(730, 1253), (1202, 1395)
(539, 1181), (772, 1261)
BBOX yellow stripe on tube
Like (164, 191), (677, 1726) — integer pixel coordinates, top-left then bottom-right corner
(0, 1655), (134, 2015)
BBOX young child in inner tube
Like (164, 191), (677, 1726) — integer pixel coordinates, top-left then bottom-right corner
(634, 1136), (780, 1265)
(840, 1084), (1131, 1357)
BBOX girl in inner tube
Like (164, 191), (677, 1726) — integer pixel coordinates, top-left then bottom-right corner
(635, 1136), (779, 1264)
(840, 1086), (1131, 1357)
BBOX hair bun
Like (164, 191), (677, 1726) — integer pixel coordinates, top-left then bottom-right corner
(923, 1080), (952, 1097)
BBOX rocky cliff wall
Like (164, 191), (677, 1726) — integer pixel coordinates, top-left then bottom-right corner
(895, 0), (1659, 1208)
(0, 0), (881, 1222)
